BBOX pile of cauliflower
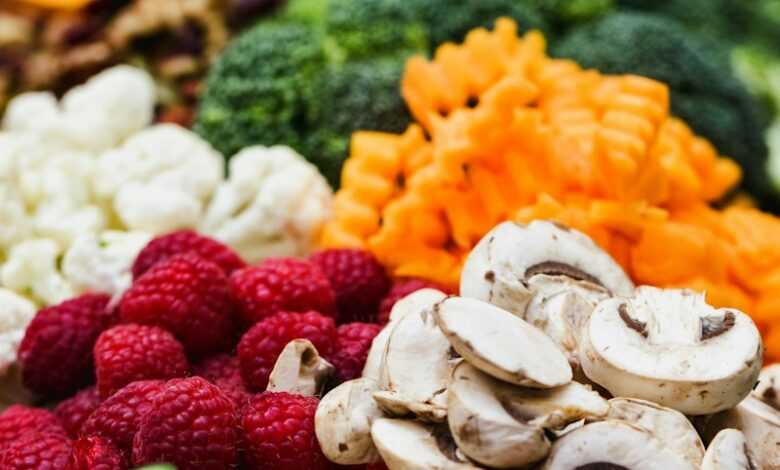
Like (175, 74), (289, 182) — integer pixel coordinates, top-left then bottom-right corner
(0, 65), (333, 373)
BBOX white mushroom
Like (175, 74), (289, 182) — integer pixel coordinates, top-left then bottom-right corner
(315, 378), (384, 465)
(447, 361), (608, 469)
(433, 296), (572, 388)
(702, 396), (780, 468)
(607, 397), (704, 467)
(375, 292), (454, 422)
(702, 429), (757, 470)
(579, 287), (762, 415)
(542, 420), (698, 470)
(753, 364), (780, 411)
(362, 289), (447, 382)
(460, 221), (633, 317)
(371, 418), (482, 470)
(266, 339), (334, 397)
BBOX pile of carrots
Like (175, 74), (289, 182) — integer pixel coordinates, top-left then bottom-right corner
(320, 19), (780, 359)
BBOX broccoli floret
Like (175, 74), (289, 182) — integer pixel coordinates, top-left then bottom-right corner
(306, 58), (412, 186)
(194, 21), (327, 163)
(535, 0), (614, 29)
(409, 0), (550, 49)
(554, 12), (773, 207)
(325, 0), (428, 61)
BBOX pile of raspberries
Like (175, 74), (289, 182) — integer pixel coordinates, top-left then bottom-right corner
(3, 230), (446, 470)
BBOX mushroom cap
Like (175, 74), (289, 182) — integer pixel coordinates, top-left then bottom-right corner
(362, 289), (447, 382)
(376, 293), (453, 421)
(702, 429), (756, 470)
(371, 419), (481, 470)
(607, 397), (704, 467)
(448, 361), (607, 469)
(315, 378), (383, 465)
(753, 364), (780, 411)
(461, 221), (633, 317)
(580, 286), (762, 415)
(542, 420), (698, 470)
(433, 296), (572, 388)
(266, 339), (334, 397)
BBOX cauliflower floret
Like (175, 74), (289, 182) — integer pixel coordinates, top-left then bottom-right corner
(1, 239), (74, 306)
(0, 289), (36, 376)
(200, 146), (333, 262)
(0, 185), (31, 254)
(95, 123), (225, 233)
(63, 230), (152, 299)
(2, 65), (156, 152)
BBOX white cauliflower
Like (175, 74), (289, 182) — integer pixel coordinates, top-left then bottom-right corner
(3, 65), (156, 152)
(0, 185), (31, 255)
(95, 124), (225, 233)
(1, 239), (74, 306)
(200, 146), (333, 262)
(63, 230), (152, 299)
(0, 289), (36, 375)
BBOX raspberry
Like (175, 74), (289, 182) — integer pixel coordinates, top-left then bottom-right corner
(192, 354), (251, 407)
(377, 278), (449, 324)
(330, 323), (383, 382)
(310, 249), (390, 323)
(66, 437), (126, 470)
(120, 253), (237, 357)
(132, 229), (245, 279)
(0, 405), (66, 447)
(241, 392), (328, 470)
(54, 387), (102, 438)
(0, 432), (71, 470)
(238, 311), (336, 391)
(132, 377), (239, 470)
(94, 324), (189, 399)
(81, 380), (164, 457)
(229, 258), (336, 326)
(19, 294), (114, 397)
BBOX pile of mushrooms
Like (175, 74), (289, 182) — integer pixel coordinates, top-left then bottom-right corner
(314, 221), (779, 469)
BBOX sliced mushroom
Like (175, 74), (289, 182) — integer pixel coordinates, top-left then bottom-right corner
(315, 378), (383, 465)
(371, 418), (482, 470)
(752, 364), (780, 411)
(375, 293), (453, 422)
(447, 361), (608, 469)
(460, 221), (633, 317)
(701, 396), (780, 468)
(266, 339), (334, 397)
(542, 420), (698, 470)
(607, 397), (704, 467)
(362, 288), (447, 383)
(579, 287), (762, 415)
(702, 429), (757, 470)
(433, 296), (572, 388)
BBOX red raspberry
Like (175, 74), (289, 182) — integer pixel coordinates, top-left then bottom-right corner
(241, 392), (328, 470)
(94, 324), (189, 399)
(65, 436), (126, 470)
(132, 377), (239, 470)
(377, 278), (449, 324)
(0, 432), (71, 470)
(310, 249), (390, 323)
(54, 387), (102, 438)
(192, 354), (251, 407)
(132, 229), (245, 279)
(120, 253), (237, 357)
(19, 294), (114, 398)
(229, 258), (336, 326)
(238, 311), (336, 391)
(330, 323), (382, 382)
(81, 380), (164, 458)
(0, 405), (65, 447)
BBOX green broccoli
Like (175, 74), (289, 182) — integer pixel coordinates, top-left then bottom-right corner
(554, 12), (772, 207)
(306, 57), (412, 186)
(194, 21), (328, 162)
(535, 0), (614, 31)
(325, 0), (428, 62)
